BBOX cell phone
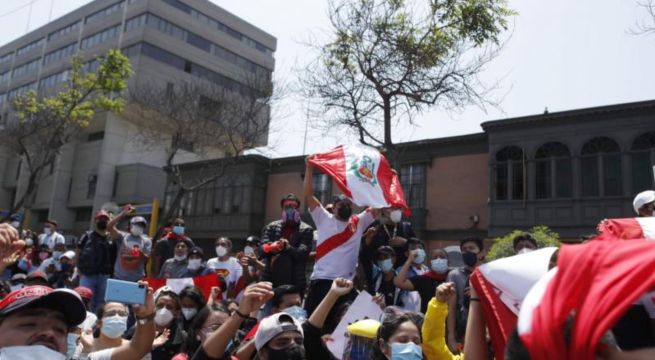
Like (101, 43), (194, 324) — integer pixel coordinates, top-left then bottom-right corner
(105, 279), (146, 305)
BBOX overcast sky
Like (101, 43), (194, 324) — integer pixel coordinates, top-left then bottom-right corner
(1, 0), (655, 158)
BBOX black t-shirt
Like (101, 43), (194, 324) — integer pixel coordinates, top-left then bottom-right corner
(378, 277), (397, 307)
(409, 273), (446, 313)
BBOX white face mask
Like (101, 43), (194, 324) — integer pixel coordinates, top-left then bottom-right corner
(174, 254), (187, 261)
(518, 248), (534, 255)
(130, 225), (144, 237)
(215, 246), (228, 257)
(181, 307), (198, 320)
(188, 259), (202, 270)
(25, 238), (34, 247)
(244, 246), (255, 255)
(0, 345), (66, 360)
(155, 307), (174, 327)
(10, 221), (20, 229)
(389, 209), (403, 223)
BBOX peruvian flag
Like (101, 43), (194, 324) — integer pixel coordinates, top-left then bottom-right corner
(596, 217), (655, 240)
(144, 273), (220, 301)
(517, 240), (655, 360)
(469, 247), (557, 360)
(307, 145), (410, 214)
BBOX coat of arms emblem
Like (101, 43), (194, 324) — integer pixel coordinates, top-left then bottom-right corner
(350, 155), (377, 186)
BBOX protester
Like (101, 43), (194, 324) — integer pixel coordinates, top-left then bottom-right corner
(303, 160), (378, 317)
(175, 302), (231, 360)
(151, 288), (186, 359)
(74, 286), (98, 330)
(395, 247), (450, 313)
(370, 245), (404, 308)
(25, 270), (50, 287)
(19, 243), (51, 274)
(632, 189), (655, 217)
(271, 284), (305, 319)
(513, 233), (538, 254)
(179, 286), (207, 332)
(184, 247), (213, 277)
(369, 311), (424, 360)
(159, 240), (192, 279)
(76, 210), (117, 312)
(153, 218), (195, 276)
(108, 205), (152, 282)
(260, 193), (314, 293)
(39, 219), (66, 250)
(206, 237), (242, 297)
(447, 237), (485, 352)
(243, 235), (261, 257)
(50, 250), (77, 288)
(423, 282), (460, 360)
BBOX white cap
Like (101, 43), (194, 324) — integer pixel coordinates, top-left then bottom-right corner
(633, 190), (655, 214)
(254, 313), (304, 350)
(61, 250), (76, 260)
(130, 216), (148, 225)
(55, 237), (66, 245)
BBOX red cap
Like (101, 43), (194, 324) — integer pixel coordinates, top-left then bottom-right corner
(74, 286), (93, 300)
(0, 286), (86, 327)
(95, 210), (110, 220)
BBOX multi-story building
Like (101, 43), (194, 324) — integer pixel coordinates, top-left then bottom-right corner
(0, 0), (276, 235)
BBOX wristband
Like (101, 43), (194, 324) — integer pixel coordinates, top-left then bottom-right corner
(234, 309), (249, 319)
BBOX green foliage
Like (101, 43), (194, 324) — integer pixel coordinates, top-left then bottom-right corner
(486, 225), (561, 261)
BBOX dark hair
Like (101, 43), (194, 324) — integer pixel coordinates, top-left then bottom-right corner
(376, 245), (395, 259)
(45, 219), (58, 228)
(0, 280), (11, 299)
(171, 218), (185, 226)
(180, 286), (206, 309)
(369, 312), (423, 360)
(181, 302), (230, 355)
(272, 285), (301, 308)
(460, 237), (484, 252)
(512, 233), (537, 250)
(96, 302), (128, 319)
(215, 236), (232, 248)
(156, 290), (182, 311)
(280, 193), (301, 208)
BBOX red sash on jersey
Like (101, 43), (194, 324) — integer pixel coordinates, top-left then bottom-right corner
(315, 216), (360, 261)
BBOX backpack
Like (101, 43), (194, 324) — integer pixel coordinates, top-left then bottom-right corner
(77, 231), (113, 275)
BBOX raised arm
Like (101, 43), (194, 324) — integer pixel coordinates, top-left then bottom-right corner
(304, 161), (320, 211)
(308, 278), (354, 329)
(423, 282), (462, 360)
(108, 204), (134, 241)
(111, 281), (156, 360)
(463, 281), (488, 360)
(394, 250), (417, 291)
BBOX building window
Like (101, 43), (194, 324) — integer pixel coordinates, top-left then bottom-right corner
(12, 58), (40, 78)
(581, 137), (622, 197)
(43, 43), (77, 66)
(0, 52), (13, 65)
(313, 173), (332, 205)
(48, 21), (81, 41)
(494, 146), (524, 200)
(38, 69), (70, 91)
(16, 38), (44, 56)
(401, 164), (426, 209)
(75, 207), (93, 222)
(87, 174), (98, 199)
(85, 1), (124, 24)
(87, 131), (105, 142)
(631, 131), (655, 194)
(0, 71), (10, 84)
(80, 25), (120, 49)
(535, 142), (571, 199)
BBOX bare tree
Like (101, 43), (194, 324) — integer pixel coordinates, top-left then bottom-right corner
(300, 0), (514, 166)
(632, 0), (655, 34)
(127, 73), (280, 227)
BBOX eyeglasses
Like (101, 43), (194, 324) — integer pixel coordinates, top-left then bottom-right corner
(104, 310), (128, 317)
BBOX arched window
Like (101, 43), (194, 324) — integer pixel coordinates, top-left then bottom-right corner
(535, 142), (572, 199)
(495, 146), (524, 200)
(631, 132), (655, 194)
(580, 137), (622, 197)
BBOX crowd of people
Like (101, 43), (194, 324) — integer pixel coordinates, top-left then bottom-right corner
(0, 162), (653, 360)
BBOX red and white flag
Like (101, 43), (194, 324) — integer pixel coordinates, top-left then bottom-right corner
(307, 145), (410, 214)
(517, 240), (655, 360)
(596, 217), (655, 240)
(144, 273), (220, 301)
(469, 247), (557, 360)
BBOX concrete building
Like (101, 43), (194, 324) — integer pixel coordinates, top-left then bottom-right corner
(0, 0), (276, 235)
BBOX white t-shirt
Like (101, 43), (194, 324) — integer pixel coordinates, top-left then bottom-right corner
(310, 205), (374, 281)
(39, 231), (66, 250)
(206, 257), (243, 285)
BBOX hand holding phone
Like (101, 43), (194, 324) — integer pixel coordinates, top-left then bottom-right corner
(105, 279), (146, 305)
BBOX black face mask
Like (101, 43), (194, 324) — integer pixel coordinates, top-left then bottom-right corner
(267, 344), (305, 360)
(337, 205), (352, 220)
(96, 220), (108, 230)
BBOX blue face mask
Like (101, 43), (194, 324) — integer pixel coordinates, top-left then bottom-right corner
(430, 258), (449, 274)
(413, 249), (426, 264)
(101, 315), (127, 339)
(282, 305), (307, 322)
(390, 342), (422, 360)
(67, 333), (79, 358)
(378, 258), (394, 273)
(173, 226), (185, 235)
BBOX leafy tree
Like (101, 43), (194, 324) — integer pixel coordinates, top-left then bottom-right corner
(486, 225), (561, 261)
(301, 0), (515, 165)
(0, 49), (132, 217)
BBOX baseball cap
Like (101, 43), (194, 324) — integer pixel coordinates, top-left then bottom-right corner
(26, 271), (48, 283)
(633, 190), (655, 214)
(0, 286), (86, 327)
(254, 313), (304, 350)
(74, 286), (93, 301)
(10, 273), (26, 283)
(189, 246), (204, 258)
(130, 216), (148, 226)
(61, 250), (76, 260)
(95, 210), (110, 220)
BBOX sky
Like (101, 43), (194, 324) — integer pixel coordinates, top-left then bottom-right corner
(1, 0), (655, 158)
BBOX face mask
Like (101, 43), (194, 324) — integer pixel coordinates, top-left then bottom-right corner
(282, 305), (308, 322)
(101, 315), (127, 339)
(67, 333), (79, 358)
(389, 209), (402, 223)
(188, 259), (202, 270)
(39, 252), (50, 260)
(517, 248), (533, 255)
(0, 345), (66, 360)
(96, 220), (108, 231)
(430, 258), (449, 274)
(378, 258), (394, 273)
(390, 342), (422, 360)
(244, 245), (255, 255)
(25, 239), (33, 247)
(282, 208), (300, 224)
(174, 254), (187, 261)
(413, 249), (426, 264)
(462, 251), (479, 267)
(11, 221), (20, 229)
(155, 307), (174, 327)
(43, 228), (52, 235)
(215, 246), (228, 257)
(182, 307), (198, 320)
(173, 226), (185, 235)
(267, 344), (305, 360)
(130, 225), (144, 237)
(61, 263), (71, 272)
(337, 205), (352, 220)
(52, 251), (62, 260)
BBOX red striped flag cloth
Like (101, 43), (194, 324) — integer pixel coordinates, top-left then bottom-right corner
(144, 273), (220, 301)
(596, 217), (655, 240)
